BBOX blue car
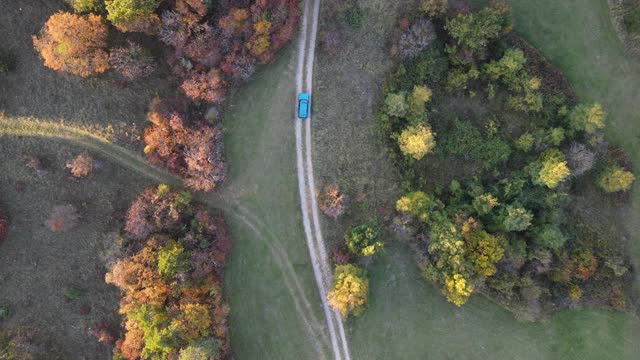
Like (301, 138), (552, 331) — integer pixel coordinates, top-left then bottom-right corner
(298, 92), (310, 119)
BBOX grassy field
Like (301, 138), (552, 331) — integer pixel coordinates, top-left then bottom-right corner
(312, 0), (640, 359)
(218, 47), (334, 359)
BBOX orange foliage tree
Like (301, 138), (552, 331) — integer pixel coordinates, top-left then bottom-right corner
(107, 185), (231, 359)
(33, 12), (109, 77)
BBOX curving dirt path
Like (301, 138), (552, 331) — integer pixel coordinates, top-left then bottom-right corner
(295, 0), (352, 359)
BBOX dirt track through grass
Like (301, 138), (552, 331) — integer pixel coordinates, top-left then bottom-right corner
(0, 116), (179, 186)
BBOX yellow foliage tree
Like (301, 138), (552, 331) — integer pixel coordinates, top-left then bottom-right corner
(327, 264), (369, 318)
(247, 20), (272, 57)
(443, 273), (473, 306)
(398, 124), (436, 160)
(396, 191), (438, 222)
(533, 149), (570, 188)
(598, 166), (635, 193)
(408, 85), (433, 118)
(569, 103), (605, 133)
(464, 230), (504, 277)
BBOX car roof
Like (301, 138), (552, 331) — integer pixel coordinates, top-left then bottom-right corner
(298, 92), (309, 100)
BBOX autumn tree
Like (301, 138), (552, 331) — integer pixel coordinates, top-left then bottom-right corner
(407, 85), (433, 120)
(568, 103), (605, 134)
(318, 184), (347, 219)
(106, 0), (161, 34)
(344, 223), (384, 257)
(180, 69), (225, 103)
(109, 41), (156, 81)
(90, 320), (118, 345)
(327, 264), (369, 318)
(66, 152), (94, 178)
(108, 186), (231, 359)
(46, 204), (80, 232)
(398, 124), (436, 160)
(597, 166), (635, 193)
(530, 149), (570, 189)
(444, 6), (509, 60)
(33, 12), (109, 77)
(464, 229), (504, 277)
(565, 142), (595, 176)
(398, 19), (437, 59)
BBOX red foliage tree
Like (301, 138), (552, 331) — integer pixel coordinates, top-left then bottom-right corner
(143, 97), (226, 192)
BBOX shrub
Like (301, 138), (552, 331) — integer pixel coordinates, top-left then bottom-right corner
(0, 48), (16, 74)
(90, 321), (118, 345)
(396, 191), (438, 222)
(420, 0), (448, 18)
(33, 12), (109, 77)
(63, 287), (84, 300)
(568, 103), (605, 133)
(106, 0), (160, 34)
(384, 92), (407, 117)
(327, 264), (369, 317)
(321, 29), (341, 56)
(344, 223), (384, 257)
(341, 2), (365, 29)
(66, 152), (94, 178)
(502, 204), (533, 232)
(398, 124), (436, 160)
(570, 250), (597, 281)
(65, 0), (103, 12)
(318, 184), (347, 219)
(398, 19), (437, 59)
(0, 210), (7, 244)
(109, 41), (156, 81)
(533, 225), (566, 249)
(597, 166), (635, 193)
(46, 204), (80, 232)
(565, 142), (595, 176)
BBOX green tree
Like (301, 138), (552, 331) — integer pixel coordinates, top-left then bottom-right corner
(407, 85), (433, 120)
(66, 0), (103, 12)
(157, 240), (190, 280)
(472, 193), (498, 215)
(514, 133), (534, 152)
(502, 204), (533, 232)
(597, 166), (636, 193)
(533, 224), (566, 249)
(344, 223), (384, 256)
(445, 7), (508, 53)
(106, 0), (160, 33)
(568, 103), (605, 133)
(327, 264), (369, 317)
(396, 191), (439, 222)
(384, 92), (408, 117)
